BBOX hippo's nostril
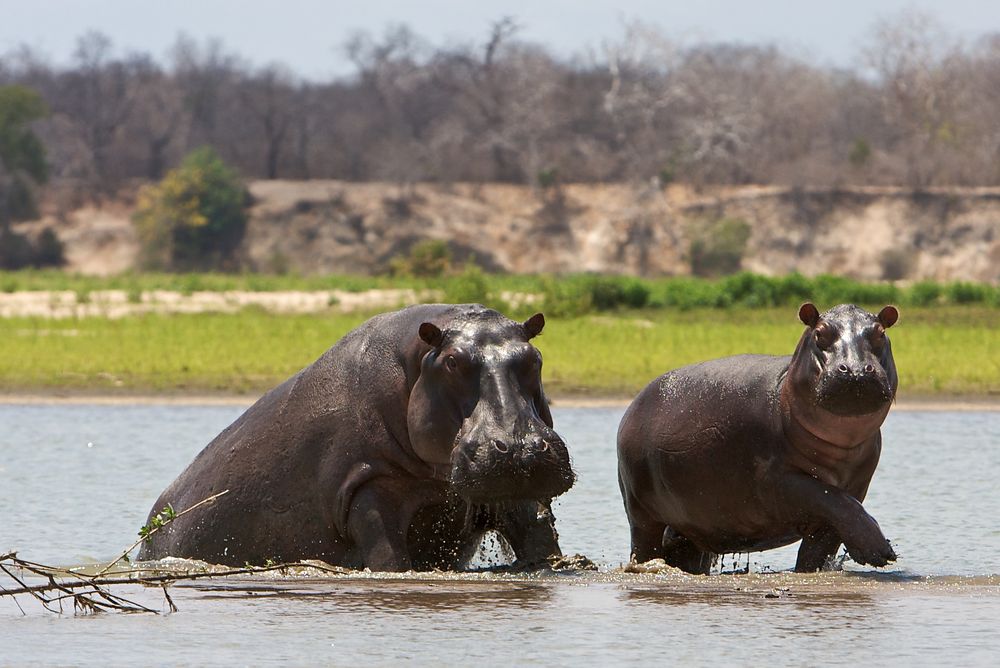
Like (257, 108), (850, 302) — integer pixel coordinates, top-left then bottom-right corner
(537, 439), (550, 453)
(837, 363), (849, 374)
(492, 439), (510, 454)
(864, 364), (875, 374)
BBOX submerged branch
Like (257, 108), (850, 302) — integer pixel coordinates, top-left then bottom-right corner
(0, 554), (351, 614)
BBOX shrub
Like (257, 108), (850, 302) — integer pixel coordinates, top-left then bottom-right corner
(389, 239), (451, 278)
(688, 217), (752, 277)
(945, 281), (989, 304)
(0, 85), (48, 225)
(540, 277), (593, 317)
(774, 272), (813, 305)
(442, 264), (493, 306)
(133, 147), (247, 271)
(849, 138), (871, 167)
(539, 275), (652, 316)
(880, 248), (914, 281)
(620, 278), (652, 309)
(811, 274), (899, 306)
(536, 167), (559, 189)
(588, 276), (650, 310)
(32, 228), (64, 267)
(719, 272), (780, 307)
(907, 280), (942, 306)
(651, 278), (729, 310)
(0, 227), (34, 269)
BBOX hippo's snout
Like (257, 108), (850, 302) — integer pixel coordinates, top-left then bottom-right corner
(450, 429), (575, 503)
(816, 365), (893, 416)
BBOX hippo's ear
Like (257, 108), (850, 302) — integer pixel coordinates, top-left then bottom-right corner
(798, 302), (820, 328)
(877, 305), (899, 329)
(418, 322), (444, 348)
(523, 313), (545, 340)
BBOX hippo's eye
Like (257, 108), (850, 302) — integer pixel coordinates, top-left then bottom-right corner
(445, 355), (458, 371)
(870, 326), (886, 350)
(813, 324), (835, 350)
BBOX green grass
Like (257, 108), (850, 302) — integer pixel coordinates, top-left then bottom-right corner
(2, 270), (998, 312)
(533, 307), (1000, 397)
(0, 307), (996, 397)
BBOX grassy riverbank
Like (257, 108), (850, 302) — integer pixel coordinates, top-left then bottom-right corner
(3, 270), (999, 311)
(1, 306), (996, 398)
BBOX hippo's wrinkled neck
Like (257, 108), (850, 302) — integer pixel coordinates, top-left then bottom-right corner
(779, 375), (888, 486)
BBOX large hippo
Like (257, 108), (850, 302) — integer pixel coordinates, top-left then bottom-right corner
(139, 304), (575, 571)
(617, 303), (899, 574)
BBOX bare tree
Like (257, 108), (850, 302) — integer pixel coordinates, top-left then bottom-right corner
(240, 64), (297, 179)
(57, 31), (138, 193)
(123, 55), (189, 179)
(863, 11), (967, 186)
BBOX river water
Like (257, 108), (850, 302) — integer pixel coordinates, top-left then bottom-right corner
(1, 403), (999, 665)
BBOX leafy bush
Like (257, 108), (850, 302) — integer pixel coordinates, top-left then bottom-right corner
(652, 278), (729, 310)
(774, 272), (813, 305)
(811, 274), (899, 307)
(0, 85), (48, 225)
(389, 239), (451, 278)
(540, 277), (594, 317)
(849, 138), (872, 167)
(133, 147), (247, 271)
(945, 281), (990, 304)
(589, 276), (650, 310)
(908, 280), (942, 306)
(719, 272), (780, 308)
(880, 248), (914, 280)
(0, 227), (34, 269)
(540, 275), (651, 316)
(442, 264), (489, 304)
(437, 264), (511, 313)
(688, 218), (752, 277)
(0, 227), (62, 269)
(32, 228), (64, 267)
(536, 167), (559, 189)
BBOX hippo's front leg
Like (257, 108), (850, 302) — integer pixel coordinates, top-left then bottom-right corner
(500, 501), (562, 567)
(347, 481), (415, 571)
(780, 474), (896, 568)
(795, 525), (844, 572)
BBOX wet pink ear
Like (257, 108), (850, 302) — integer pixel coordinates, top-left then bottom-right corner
(877, 306), (899, 329)
(523, 313), (545, 339)
(418, 322), (444, 347)
(798, 303), (820, 328)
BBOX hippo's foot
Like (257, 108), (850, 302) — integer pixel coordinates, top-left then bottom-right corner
(660, 527), (716, 575)
(501, 501), (563, 567)
(840, 514), (897, 568)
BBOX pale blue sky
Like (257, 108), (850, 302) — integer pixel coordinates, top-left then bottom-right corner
(0, 1), (994, 78)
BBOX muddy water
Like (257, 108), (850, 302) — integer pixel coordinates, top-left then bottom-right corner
(1, 404), (999, 665)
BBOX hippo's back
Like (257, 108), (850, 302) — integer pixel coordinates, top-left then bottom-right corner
(619, 354), (789, 454)
(137, 303), (482, 565)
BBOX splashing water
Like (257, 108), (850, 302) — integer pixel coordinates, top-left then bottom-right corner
(463, 530), (517, 570)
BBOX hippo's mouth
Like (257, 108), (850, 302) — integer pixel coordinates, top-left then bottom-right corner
(815, 374), (893, 416)
(448, 441), (575, 504)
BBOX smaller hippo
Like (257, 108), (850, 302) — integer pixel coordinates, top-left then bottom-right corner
(617, 303), (899, 574)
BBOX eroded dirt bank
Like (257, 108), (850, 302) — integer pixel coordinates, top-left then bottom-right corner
(14, 182), (1000, 281)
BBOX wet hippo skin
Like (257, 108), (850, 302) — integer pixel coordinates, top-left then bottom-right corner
(618, 303), (899, 574)
(139, 304), (575, 571)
